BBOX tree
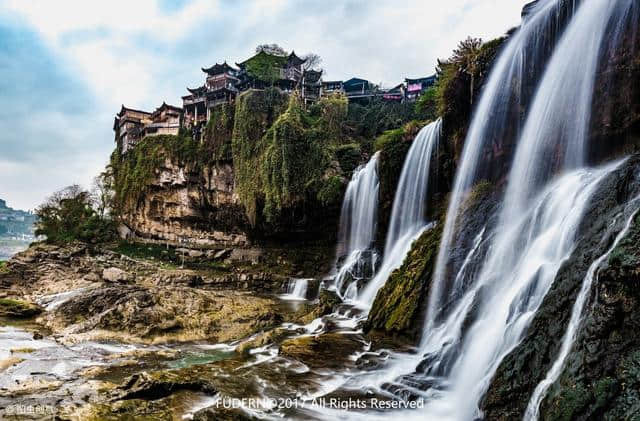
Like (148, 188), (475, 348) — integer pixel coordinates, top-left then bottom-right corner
(255, 43), (287, 56)
(450, 37), (483, 105)
(92, 172), (114, 218)
(35, 185), (115, 244)
(303, 53), (322, 71)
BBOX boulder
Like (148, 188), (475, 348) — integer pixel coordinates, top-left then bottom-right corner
(102, 267), (132, 283)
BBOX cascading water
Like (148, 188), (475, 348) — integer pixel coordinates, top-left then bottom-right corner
(357, 119), (441, 307)
(525, 197), (640, 420)
(428, 0), (579, 327)
(281, 278), (310, 300)
(333, 153), (380, 300)
(404, 0), (638, 419)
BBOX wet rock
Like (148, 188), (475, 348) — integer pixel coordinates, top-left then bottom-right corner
(114, 371), (216, 401)
(298, 289), (341, 324)
(43, 285), (284, 344)
(236, 328), (291, 355)
(280, 333), (364, 369)
(193, 406), (257, 421)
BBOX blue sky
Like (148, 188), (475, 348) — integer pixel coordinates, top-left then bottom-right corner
(0, 0), (528, 210)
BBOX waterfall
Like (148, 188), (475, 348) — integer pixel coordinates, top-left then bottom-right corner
(401, 0), (638, 419)
(358, 119), (441, 308)
(428, 0), (578, 328)
(525, 198), (640, 420)
(333, 153), (380, 300)
(281, 278), (310, 300)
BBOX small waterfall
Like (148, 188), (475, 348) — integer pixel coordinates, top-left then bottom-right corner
(358, 119), (441, 308)
(333, 153), (380, 299)
(281, 278), (310, 300)
(525, 198), (640, 420)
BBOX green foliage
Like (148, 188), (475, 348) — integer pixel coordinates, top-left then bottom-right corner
(232, 88), (289, 224)
(261, 95), (329, 221)
(34, 185), (116, 244)
(110, 134), (201, 211)
(245, 52), (287, 84)
(374, 127), (404, 152)
(317, 176), (345, 207)
(334, 143), (361, 173)
(415, 86), (437, 120)
(345, 98), (417, 141)
(203, 104), (235, 161)
(0, 261), (7, 273)
(308, 93), (348, 144)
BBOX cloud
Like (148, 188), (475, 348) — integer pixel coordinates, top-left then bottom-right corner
(0, 0), (529, 209)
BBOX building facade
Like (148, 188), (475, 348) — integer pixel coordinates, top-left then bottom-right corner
(114, 106), (152, 153)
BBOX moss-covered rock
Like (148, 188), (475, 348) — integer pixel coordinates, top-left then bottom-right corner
(0, 298), (42, 318)
(232, 88), (289, 225)
(365, 223), (442, 343)
(203, 103), (235, 161)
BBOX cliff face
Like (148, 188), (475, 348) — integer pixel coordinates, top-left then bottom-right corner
(120, 158), (249, 247)
(112, 90), (351, 248)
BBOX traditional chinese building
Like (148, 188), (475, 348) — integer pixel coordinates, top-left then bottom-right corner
(321, 80), (344, 95)
(381, 83), (405, 102)
(404, 75), (436, 102)
(301, 69), (323, 105)
(113, 105), (152, 153)
(343, 77), (376, 103)
(143, 102), (183, 137)
(182, 86), (207, 127)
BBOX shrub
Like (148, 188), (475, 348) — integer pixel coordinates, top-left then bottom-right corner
(334, 143), (361, 173)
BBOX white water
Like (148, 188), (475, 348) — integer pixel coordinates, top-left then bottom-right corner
(281, 278), (310, 300)
(333, 153), (380, 299)
(409, 0), (636, 419)
(428, 0), (572, 326)
(358, 119), (441, 308)
(525, 198), (640, 420)
(418, 163), (618, 420)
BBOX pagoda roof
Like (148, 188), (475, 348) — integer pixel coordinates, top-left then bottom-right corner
(287, 51), (306, 66)
(303, 69), (323, 83)
(117, 105), (151, 118)
(186, 85), (207, 95)
(202, 61), (235, 75)
(153, 102), (183, 115)
(405, 75), (437, 84)
(385, 83), (404, 94)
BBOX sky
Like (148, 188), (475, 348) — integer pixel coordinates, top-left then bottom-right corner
(0, 0), (529, 210)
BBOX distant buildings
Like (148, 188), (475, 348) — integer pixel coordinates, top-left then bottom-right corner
(404, 75), (437, 102)
(113, 47), (437, 153)
(0, 198), (36, 237)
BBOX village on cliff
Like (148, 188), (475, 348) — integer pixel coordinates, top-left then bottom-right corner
(114, 46), (435, 153)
